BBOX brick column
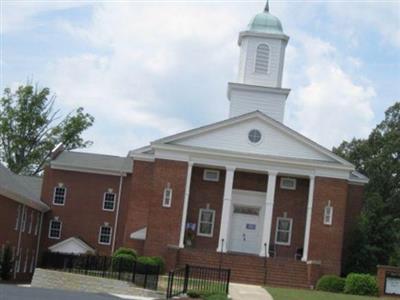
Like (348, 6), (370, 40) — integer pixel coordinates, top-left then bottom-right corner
(302, 175), (315, 261)
(179, 162), (194, 248)
(217, 166), (235, 253)
(259, 170), (277, 257)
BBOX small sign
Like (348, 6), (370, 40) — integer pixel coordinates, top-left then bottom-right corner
(246, 224), (256, 230)
(385, 273), (400, 295)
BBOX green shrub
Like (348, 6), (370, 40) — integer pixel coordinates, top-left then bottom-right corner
(112, 247), (137, 272)
(187, 290), (201, 298)
(137, 256), (165, 273)
(316, 275), (345, 293)
(344, 273), (379, 296)
(0, 244), (13, 280)
(113, 247), (137, 259)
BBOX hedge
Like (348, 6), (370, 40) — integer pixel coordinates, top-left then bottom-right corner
(344, 273), (379, 296)
(316, 275), (345, 293)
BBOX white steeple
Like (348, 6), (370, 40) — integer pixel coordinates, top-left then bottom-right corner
(228, 1), (290, 123)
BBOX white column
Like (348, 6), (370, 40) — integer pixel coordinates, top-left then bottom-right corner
(259, 170), (278, 257)
(179, 162), (194, 248)
(302, 175), (315, 262)
(217, 166), (236, 253)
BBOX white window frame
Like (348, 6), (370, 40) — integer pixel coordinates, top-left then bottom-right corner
(98, 225), (112, 245)
(280, 178), (297, 190)
(28, 210), (34, 234)
(162, 188), (173, 208)
(275, 217), (293, 246)
(53, 186), (67, 206)
(23, 249), (29, 273)
(197, 208), (216, 238)
(21, 207), (27, 233)
(102, 192), (116, 212)
(15, 205), (22, 231)
(324, 201), (333, 225)
(48, 219), (62, 239)
(16, 247), (22, 273)
(34, 213), (40, 236)
(203, 169), (220, 182)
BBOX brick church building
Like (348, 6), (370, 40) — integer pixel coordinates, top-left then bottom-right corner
(1, 3), (367, 287)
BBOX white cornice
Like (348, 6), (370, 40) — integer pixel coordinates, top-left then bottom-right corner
(227, 82), (291, 100)
(238, 30), (289, 46)
(50, 163), (129, 177)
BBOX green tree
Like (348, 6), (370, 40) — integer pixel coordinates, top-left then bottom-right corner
(0, 84), (94, 175)
(333, 102), (400, 274)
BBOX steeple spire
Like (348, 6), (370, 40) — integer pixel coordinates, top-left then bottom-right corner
(264, 0), (269, 12)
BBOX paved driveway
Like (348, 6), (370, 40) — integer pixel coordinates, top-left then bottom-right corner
(0, 284), (130, 300)
(230, 283), (273, 300)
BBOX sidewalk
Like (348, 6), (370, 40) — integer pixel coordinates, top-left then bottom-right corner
(230, 283), (273, 300)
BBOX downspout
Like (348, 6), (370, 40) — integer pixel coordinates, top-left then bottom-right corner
(14, 205), (25, 279)
(111, 173), (124, 255)
(34, 212), (44, 269)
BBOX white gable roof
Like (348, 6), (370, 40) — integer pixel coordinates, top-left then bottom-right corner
(48, 237), (95, 254)
(152, 111), (353, 167)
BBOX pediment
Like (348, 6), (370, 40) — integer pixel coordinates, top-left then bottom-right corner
(48, 237), (95, 254)
(156, 112), (350, 165)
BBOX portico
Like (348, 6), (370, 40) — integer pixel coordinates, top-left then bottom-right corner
(178, 159), (316, 260)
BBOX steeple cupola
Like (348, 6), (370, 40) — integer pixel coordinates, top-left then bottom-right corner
(227, 1), (290, 123)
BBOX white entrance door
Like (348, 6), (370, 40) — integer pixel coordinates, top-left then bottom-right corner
(229, 206), (261, 254)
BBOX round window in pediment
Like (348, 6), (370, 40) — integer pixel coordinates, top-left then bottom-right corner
(248, 129), (262, 144)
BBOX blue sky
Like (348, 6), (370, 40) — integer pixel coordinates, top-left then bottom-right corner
(2, 0), (399, 156)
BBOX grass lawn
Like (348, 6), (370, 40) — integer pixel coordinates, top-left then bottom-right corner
(265, 286), (390, 300)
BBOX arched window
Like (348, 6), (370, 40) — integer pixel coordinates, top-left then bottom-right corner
(255, 44), (270, 74)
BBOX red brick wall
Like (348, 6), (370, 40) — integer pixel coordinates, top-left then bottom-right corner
(308, 177), (349, 275)
(117, 160), (154, 255)
(0, 195), (42, 281)
(40, 167), (124, 256)
(270, 177), (309, 258)
(143, 159), (188, 258)
(185, 167), (226, 250)
(233, 171), (267, 192)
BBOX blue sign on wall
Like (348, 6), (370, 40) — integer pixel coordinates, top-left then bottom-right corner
(246, 224), (256, 230)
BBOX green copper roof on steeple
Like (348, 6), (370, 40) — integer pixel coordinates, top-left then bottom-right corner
(247, 0), (283, 34)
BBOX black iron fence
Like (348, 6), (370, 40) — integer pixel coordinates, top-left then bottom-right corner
(166, 265), (230, 299)
(40, 252), (160, 290)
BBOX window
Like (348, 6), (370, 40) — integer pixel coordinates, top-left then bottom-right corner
(28, 211), (34, 234)
(21, 207), (27, 232)
(255, 43), (270, 74)
(275, 217), (293, 246)
(15, 205), (21, 231)
(197, 209), (215, 237)
(248, 129), (262, 144)
(30, 250), (35, 273)
(48, 219), (62, 239)
(233, 205), (260, 216)
(103, 192), (116, 211)
(280, 178), (297, 190)
(99, 225), (112, 245)
(53, 186), (66, 205)
(324, 201), (333, 225)
(163, 187), (173, 208)
(203, 169), (220, 182)
(34, 213), (40, 236)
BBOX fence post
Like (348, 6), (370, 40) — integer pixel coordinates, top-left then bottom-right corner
(85, 256), (90, 275)
(102, 256), (107, 277)
(155, 264), (160, 290)
(143, 264), (148, 289)
(226, 269), (231, 294)
(131, 260), (137, 284)
(118, 257), (122, 280)
(167, 271), (174, 299)
(183, 264), (190, 294)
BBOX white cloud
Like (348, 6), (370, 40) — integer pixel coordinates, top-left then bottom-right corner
(286, 35), (375, 148)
